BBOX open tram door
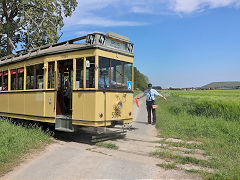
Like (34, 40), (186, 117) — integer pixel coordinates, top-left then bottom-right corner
(56, 59), (73, 116)
(55, 59), (74, 132)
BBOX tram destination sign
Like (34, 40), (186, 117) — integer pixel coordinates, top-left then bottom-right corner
(86, 32), (134, 54)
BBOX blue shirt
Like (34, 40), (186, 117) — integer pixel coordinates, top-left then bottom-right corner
(144, 89), (159, 101)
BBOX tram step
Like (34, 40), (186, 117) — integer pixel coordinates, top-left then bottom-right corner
(55, 127), (74, 133)
(55, 116), (73, 132)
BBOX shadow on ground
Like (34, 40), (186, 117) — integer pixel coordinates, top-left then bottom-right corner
(53, 127), (128, 145)
(134, 121), (149, 125)
(5, 117), (134, 145)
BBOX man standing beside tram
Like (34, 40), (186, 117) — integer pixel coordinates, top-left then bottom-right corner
(138, 84), (167, 125)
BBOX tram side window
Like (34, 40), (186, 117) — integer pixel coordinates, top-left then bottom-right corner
(48, 62), (55, 89)
(0, 72), (2, 91)
(18, 68), (24, 90)
(86, 57), (95, 88)
(3, 71), (8, 91)
(36, 64), (44, 89)
(10, 68), (24, 90)
(11, 69), (17, 90)
(27, 65), (34, 89)
(26, 64), (44, 89)
(76, 58), (84, 88)
(0, 72), (3, 91)
(98, 57), (110, 89)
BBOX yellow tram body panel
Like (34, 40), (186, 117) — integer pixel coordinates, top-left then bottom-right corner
(0, 32), (134, 130)
(72, 91), (133, 126)
(0, 91), (55, 123)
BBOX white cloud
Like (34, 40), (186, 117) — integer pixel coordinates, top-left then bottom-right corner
(64, 0), (147, 27)
(63, 0), (240, 28)
(169, 0), (240, 13)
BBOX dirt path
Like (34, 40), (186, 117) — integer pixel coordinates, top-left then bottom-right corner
(1, 97), (203, 180)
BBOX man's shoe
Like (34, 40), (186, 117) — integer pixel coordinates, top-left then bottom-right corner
(152, 122), (156, 125)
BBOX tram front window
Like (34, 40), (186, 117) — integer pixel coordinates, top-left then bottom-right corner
(99, 57), (110, 88)
(98, 57), (132, 90)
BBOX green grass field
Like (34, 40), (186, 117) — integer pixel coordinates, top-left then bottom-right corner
(155, 90), (240, 179)
(0, 118), (52, 176)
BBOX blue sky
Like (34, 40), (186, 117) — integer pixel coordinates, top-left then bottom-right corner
(60, 0), (240, 88)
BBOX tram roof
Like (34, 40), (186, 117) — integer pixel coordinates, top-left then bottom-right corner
(0, 32), (134, 66)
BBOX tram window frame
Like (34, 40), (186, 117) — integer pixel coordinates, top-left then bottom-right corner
(36, 64), (44, 89)
(111, 60), (124, 89)
(76, 58), (84, 89)
(98, 57), (133, 90)
(123, 62), (132, 89)
(98, 57), (110, 89)
(10, 68), (24, 90)
(86, 57), (95, 88)
(26, 65), (34, 89)
(48, 62), (55, 89)
(11, 69), (17, 90)
(2, 70), (8, 91)
(26, 63), (44, 90)
(18, 68), (24, 90)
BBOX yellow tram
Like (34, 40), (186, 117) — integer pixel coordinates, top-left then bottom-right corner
(0, 32), (134, 132)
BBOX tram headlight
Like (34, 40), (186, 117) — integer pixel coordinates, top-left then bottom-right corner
(114, 101), (123, 111)
(117, 101), (123, 110)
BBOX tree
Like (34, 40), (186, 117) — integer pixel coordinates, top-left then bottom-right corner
(134, 67), (148, 91)
(0, 0), (78, 57)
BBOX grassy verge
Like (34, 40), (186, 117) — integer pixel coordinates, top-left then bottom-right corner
(155, 90), (240, 179)
(155, 140), (204, 150)
(0, 118), (52, 176)
(96, 142), (119, 150)
(157, 162), (177, 169)
(150, 151), (212, 168)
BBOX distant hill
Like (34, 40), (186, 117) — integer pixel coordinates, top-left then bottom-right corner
(201, 81), (240, 89)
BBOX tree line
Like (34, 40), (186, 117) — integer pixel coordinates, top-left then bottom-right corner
(134, 67), (149, 91)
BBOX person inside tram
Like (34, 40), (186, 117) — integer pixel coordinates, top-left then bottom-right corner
(99, 69), (116, 88)
(2, 84), (7, 91)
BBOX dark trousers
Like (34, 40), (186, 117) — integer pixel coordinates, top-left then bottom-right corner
(146, 101), (156, 124)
